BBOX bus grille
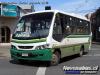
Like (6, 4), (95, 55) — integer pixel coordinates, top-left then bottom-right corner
(18, 46), (33, 49)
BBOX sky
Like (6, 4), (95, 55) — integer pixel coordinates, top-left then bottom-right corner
(0, 0), (100, 15)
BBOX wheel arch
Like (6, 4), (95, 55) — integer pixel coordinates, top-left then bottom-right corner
(53, 48), (61, 55)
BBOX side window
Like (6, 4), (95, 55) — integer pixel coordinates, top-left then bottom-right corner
(65, 16), (71, 35)
(53, 15), (62, 35)
(69, 17), (76, 34)
(76, 20), (83, 34)
(76, 20), (90, 34)
(63, 16), (76, 35)
(85, 22), (90, 34)
(61, 15), (71, 36)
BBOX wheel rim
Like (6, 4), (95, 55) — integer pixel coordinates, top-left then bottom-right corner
(51, 52), (60, 65)
(51, 54), (58, 65)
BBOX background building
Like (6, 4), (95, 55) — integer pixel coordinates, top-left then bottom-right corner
(86, 7), (100, 42)
(0, 3), (34, 44)
(91, 8), (100, 42)
(18, 4), (35, 13)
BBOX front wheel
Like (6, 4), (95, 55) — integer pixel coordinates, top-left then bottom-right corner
(50, 51), (61, 66)
(17, 59), (25, 64)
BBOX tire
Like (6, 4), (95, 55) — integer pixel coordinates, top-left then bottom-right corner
(51, 51), (61, 66)
(18, 59), (25, 64)
(78, 47), (84, 57)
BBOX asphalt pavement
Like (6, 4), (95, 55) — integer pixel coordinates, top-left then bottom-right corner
(0, 44), (100, 75)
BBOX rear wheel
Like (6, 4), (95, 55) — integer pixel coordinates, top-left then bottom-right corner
(51, 51), (61, 66)
(78, 47), (84, 57)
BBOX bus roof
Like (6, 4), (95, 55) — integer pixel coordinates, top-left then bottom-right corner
(23, 10), (89, 21)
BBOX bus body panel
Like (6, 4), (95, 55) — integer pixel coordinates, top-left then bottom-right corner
(10, 10), (91, 62)
(51, 35), (90, 58)
(10, 46), (52, 61)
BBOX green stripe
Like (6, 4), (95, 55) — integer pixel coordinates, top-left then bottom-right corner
(66, 35), (91, 38)
(11, 38), (46, 43)
(66, 35), (91, 43)
(53, 42), (89, 48)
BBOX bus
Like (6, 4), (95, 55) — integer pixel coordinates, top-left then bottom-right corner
(10, 10), (92, 65)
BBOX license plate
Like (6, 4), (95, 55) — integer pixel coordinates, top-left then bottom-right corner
(22, 53), (28, 56)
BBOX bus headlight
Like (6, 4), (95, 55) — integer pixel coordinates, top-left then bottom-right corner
(35, 44), (49, 50)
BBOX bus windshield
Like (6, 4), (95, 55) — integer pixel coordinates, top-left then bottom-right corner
(13, 12), (54, 40)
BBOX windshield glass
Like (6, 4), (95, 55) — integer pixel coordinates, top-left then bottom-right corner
(13, 12), (54, 40)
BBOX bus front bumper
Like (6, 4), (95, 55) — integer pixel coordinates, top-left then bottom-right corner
(10, 48), (52, 61)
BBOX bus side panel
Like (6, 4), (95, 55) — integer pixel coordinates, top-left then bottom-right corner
(74, 45), (81, 54)
(61, 46), (74, 58)
(84, 43), (90, 52)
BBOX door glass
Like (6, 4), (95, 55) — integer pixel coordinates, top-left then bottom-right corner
(53, 14), (63, 42)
